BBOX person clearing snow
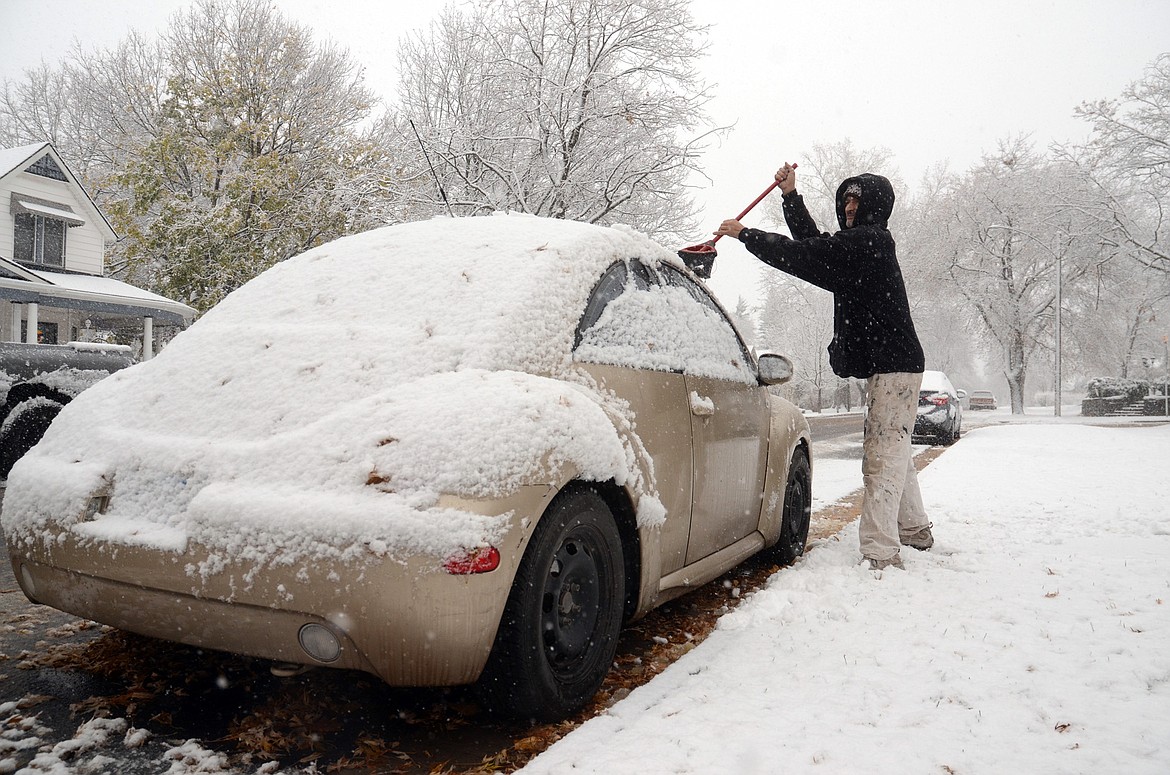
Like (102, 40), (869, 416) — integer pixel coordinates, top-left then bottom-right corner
(716, 163), (931, 571)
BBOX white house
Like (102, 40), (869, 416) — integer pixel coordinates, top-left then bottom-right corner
(0, 142), (195, 358)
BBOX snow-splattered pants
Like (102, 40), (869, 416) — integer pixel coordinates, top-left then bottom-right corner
(860, 371), (930, 561)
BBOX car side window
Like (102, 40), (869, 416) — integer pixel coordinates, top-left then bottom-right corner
(574, 261), (651, 349)
(657, 264), (758, 376)
(574, 260), (756, 384)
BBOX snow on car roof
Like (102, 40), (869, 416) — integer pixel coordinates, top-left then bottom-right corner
(920, 370), (954, 392)
(3, 215), (681, 566)
(172, 212), (679, 411)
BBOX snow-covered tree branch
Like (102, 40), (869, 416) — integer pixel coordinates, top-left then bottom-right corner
(384, 0), (721, 243)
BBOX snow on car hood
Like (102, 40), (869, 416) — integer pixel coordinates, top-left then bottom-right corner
(2, 214), (676, 566)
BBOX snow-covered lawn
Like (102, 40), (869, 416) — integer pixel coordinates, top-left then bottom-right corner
(520, 419), (1170, 774)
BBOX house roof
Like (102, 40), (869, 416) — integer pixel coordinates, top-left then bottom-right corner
(0, 256), (196, 326)
(0, 143), (50, 178)
(0, 142), (192, 326)
(0, 142), (116, 240)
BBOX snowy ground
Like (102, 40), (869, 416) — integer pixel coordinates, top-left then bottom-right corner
(520, 413), (1170, 774)
(4, 411), (1168, 774)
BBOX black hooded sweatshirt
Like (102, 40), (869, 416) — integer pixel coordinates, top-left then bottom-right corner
(738, 173), (925, 380)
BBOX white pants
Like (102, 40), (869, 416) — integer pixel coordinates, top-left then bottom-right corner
(860, 372), (930, 561)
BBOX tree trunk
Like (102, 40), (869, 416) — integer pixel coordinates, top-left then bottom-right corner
(1006, 334), (1028, 413)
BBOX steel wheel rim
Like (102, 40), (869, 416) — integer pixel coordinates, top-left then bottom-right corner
(784, 471), (809, 552)
(540, 526), (604, 677)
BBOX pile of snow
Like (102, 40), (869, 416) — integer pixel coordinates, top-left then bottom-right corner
(0, 706), (251, 775)
(520, 421), (1170, 774)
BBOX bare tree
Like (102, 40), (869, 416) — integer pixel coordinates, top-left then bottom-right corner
(1066, 255), (1170, 379)
(386, 0), (720, 242)
(1059, 53), (1170, 273)
(1, 0), (387, 312)
(930, 139), (1110, 412)
(897, 163), (984, 389)
(0, 63), (76, 152)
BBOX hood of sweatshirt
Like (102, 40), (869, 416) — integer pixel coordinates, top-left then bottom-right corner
(835, 173), (895, 230)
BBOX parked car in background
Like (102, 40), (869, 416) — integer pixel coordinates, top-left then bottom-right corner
(0, 342), (135, 479)
(968, 390), (998, 411)
(914, 370), (964, 445)
(3, 214), (814, 723)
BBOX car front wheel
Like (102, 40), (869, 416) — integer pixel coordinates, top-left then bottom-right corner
(479, 485), (625, 721)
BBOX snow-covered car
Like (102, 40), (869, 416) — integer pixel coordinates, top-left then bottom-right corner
(968, 389), (998, 410)
(914, 369), (964, 445)
(2, 214), (813, 721)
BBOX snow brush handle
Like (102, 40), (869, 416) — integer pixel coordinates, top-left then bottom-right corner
(710, 163), (796, 245)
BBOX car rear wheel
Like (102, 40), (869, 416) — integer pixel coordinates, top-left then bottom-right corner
(767, 448), (811, 566)
(479, 485), (624, 721)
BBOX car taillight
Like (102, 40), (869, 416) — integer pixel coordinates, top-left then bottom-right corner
(443, 546), (501, 574)
(929, 393), (950, 406)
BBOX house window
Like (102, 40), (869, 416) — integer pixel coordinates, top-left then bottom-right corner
(26, 154), (67, 181)
(20, 320), (59, 345)
(13, 212), (67, 267)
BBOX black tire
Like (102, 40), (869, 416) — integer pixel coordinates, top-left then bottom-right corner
(0, 399), (63, 478)
(767, 447), (812, 566)
(943, 417), (960, 446)
(479, 486), (625, 722)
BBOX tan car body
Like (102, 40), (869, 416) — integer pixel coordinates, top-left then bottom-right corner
(9, 361), (809, 687)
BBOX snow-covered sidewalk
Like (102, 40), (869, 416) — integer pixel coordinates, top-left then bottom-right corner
(520, 421), (1170, 774)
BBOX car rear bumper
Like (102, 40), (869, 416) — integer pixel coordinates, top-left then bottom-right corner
(913, 409), (953, 436)
(10, 547), (510, 686)
(914, 411), (949, 426)
(3, 484), (563, 688)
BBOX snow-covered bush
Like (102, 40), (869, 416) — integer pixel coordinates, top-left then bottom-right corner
(1085, 377), (1149, 402)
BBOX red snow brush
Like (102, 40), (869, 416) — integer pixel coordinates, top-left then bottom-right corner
(678, 165), (795, 278)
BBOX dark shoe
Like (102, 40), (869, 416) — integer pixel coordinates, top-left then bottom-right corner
(867, 555), (904, 571)
(901, 523), (934, 551)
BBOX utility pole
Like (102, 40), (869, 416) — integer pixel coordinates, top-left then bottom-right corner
(1054, 253), (1062, 417)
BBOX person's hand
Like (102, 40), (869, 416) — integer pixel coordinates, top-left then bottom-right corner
(714, 219), (745, 239)
(775, 162), (797, 194)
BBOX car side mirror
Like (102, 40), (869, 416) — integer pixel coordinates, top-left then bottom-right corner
(757, 352), (794, 385)
(956, 389), (968, 399)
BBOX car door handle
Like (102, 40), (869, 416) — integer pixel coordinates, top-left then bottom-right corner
(690, 392), (715, 416)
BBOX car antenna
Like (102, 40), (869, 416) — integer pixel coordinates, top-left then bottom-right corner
(409, 119), (456, 218)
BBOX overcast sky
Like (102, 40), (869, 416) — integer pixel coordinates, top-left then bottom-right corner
(1, 0), (1167, 306)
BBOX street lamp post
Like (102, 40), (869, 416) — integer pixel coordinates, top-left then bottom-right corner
(1164, 334), (1169, 416)
(1054, 252), (1062, 416)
